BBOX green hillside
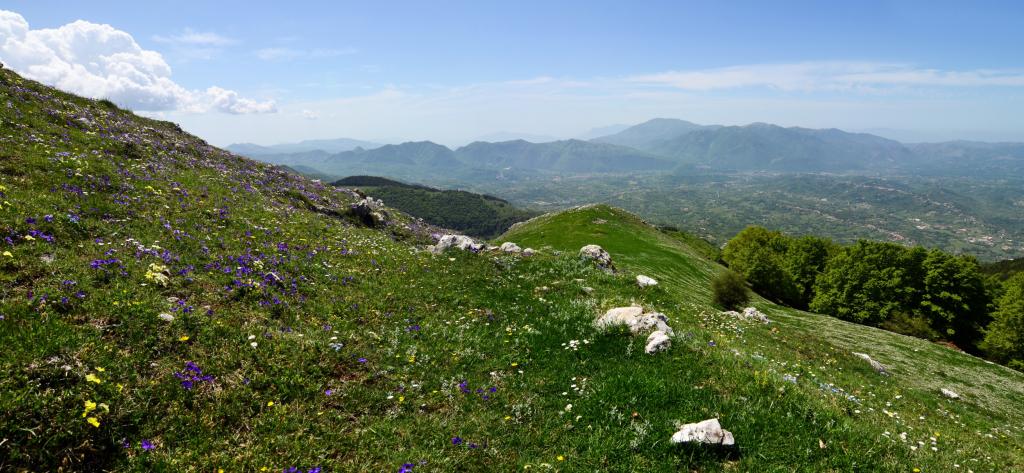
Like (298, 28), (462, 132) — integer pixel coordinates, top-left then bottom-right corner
(333, 176), (539, 238)
(2, 67), (1024, 472)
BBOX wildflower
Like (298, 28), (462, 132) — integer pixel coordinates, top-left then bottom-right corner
(452, 436), (463, 446)
(557, 455), (565, 461)
(141, 439), (155, 451)
(86, 417), (100, 428)
(2, 251), (11, 258)
(82, 399), (97, 417)
(267, 401), (275, 407)
(85, 373), (102, 384)
(325, 389), (334, 396)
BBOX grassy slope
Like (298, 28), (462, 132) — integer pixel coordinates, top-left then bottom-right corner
(1, 67), (1022, 473)
(500, 204), (1024, 471)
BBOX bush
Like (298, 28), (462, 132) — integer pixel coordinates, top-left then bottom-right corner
(712, 270), (751, 310)
(880, 312), (941, 340)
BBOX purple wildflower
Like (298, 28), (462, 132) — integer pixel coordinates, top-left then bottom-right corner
(452, 436), (463, 446)
(141, 439), (155, 451)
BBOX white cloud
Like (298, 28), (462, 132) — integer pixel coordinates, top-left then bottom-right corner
(152, 28), (236, 46)
(255, 47), (357, 61)
(0, 10), (274, 114)
(300, 109), (320, 120)
(628, 62), (1024, 91)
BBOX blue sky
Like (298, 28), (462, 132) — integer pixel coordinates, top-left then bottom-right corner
(3, 1), (1023, 146)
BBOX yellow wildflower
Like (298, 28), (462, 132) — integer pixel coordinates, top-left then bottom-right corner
(86, 417), (100, 428)
(96, 367), (105, 372)
(267, 401), (274, 407)
(2, 251), (11, 258)
(179, 335), (190, 342)
(85, 373), (102, 384)
(82, 400), (97, 417)
(557, 455), (565, 462)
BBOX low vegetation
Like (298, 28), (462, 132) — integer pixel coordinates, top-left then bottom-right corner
(3, 67), (1024, 472)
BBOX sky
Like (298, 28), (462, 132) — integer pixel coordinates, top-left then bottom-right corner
(2, 0), (1023, 146)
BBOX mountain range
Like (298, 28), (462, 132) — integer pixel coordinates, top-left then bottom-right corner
(232, 118), (1024, 179)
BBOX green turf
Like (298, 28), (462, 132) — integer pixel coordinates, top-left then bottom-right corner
(1, 67), (1023, 472)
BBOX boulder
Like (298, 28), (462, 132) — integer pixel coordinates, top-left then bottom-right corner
(499, 242), (522, 253)
(350, 197), (389, 227)
(522, 248), (536, 256)
(636, 275), (658, 288)
(853, 352), (888, 375)
(431, 234), (485, 254)
(645, 330), (671, 354)
(670, 418), (735, 446)
(940, 388), (960, 399)
(579, 244), (614, 271)
(741, 307), (770, 324)
(595, 307), (673, 336)
(157, 312), (175, 322)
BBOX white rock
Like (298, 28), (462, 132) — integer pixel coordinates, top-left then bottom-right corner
(853, 352), (888, 375)
(499, 242), (522, 253)
(741, 307), (770, 324)
(940, 388), (960, 399)
(522, 248), (536, 256)
(431, 234), (485, 254)
(157, 312), (175, 322)
(579, 244), (613, 270)
(594, 306), (644, 329)
(670, 418), (735, 446)
(645, 330), (671, 354)
(636, 275), (658, 288)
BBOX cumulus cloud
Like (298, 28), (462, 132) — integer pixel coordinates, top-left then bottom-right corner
(628, 61), (1024, 91)
(0, 10), (274, 114)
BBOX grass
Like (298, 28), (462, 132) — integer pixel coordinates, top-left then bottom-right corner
(1, 67), (1023, 472)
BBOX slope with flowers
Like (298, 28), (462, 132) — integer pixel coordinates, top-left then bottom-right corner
(1, 67), (1023, 472)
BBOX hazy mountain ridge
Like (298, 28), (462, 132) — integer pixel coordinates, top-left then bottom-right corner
(226, 137), (384, 155)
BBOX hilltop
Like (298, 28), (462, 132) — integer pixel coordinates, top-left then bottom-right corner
(1, 67), (1024, 472)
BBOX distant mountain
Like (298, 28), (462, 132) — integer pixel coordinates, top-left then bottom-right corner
(334, 175), (539, 238)
(250, 139), (673, 180)
(456, 139), (673, 173)
(227, 137), (383, 156)
(472, 131), (561, 143)
(649, 123), (915, 172)
(591, 118), (716, 150)
(576, 123), (632, 140)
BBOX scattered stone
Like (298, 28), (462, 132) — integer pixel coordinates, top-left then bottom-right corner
(853, 352), (888, 375)
(645, 330), (671, 354)
(522, 248), (536, 256)
(39, 254), (54, 264)
(579, 244), (614, 271)
(431, 234), (485, 254)
(499, 242), (522, 253)
(157, 313), (175, 322)
(595, 307), (673, 336)
(722, 307), (770, 324)
(581, 286), (594, 294)
(636, 274), (658, 288)
(592, 218), (607, 224)
(670, 418), (735, 447)
(941, 388), (960, 399)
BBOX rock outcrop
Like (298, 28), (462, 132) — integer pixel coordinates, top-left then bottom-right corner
(670, 418), (735, 447)
(853, 352), (888, 375)
(499, 242), (522, 253)
(579, 244), (614, 271)
(645, 330), (671, 354)
(595, 306), (675, 354)
(430, 234), (485, 254)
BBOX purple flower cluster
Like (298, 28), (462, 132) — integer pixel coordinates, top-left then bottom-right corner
(457, 380), (498, 401)
(173, 361), (214, 390)
(283, 468), (321, 473)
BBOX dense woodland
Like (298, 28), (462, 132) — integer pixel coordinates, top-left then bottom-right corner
(722, 226), (1024, 369)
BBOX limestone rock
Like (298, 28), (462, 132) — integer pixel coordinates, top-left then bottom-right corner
(350, 197), (389, 227)
(579, 244), (614, 271)
(499, 242), (522, 253)
(157, 312), (175, 322)
(853, 352), (888, 375)
(522, 248), (536, 256)
(645, 330), (671, 354)
(636, 274), (658, 288)
(941, 388), (960, 399)
(595, 307), (673, 336)
(670, 418), (735, 446)
(431, 234), (485, 254)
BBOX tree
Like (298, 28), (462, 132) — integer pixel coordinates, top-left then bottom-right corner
(722, 226), (799, 305)
(919, 250), (990, 349)
(981, 273), (1024, 370)
(781, 235), (837, 309)
(810, 241), (926, 325)
(711, 270), (751, 310)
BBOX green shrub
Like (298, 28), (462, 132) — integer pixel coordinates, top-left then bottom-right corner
(712, 269), (751, 310)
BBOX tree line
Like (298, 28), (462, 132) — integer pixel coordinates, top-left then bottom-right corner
(720, 226), (1024, 370)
